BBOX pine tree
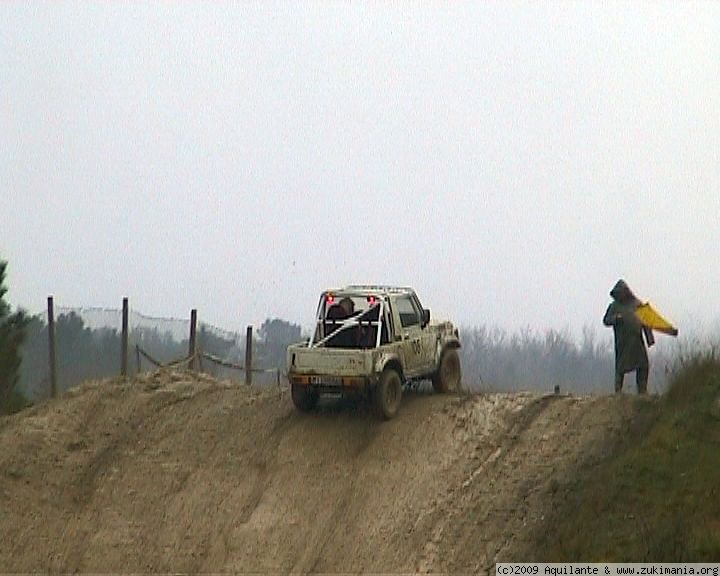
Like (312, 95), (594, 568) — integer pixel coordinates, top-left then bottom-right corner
(0, 259), (28, 411)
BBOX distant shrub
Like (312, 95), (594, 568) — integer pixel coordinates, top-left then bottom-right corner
(0, 259), (28, 413)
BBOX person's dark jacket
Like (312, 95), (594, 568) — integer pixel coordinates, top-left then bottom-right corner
(603, 280), (653, 374)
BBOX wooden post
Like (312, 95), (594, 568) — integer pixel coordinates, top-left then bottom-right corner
(188, 309), (197, 371)
(47, 296), (57, 398)
(245, 326), (253, 386)
(121, 297), (129, 377)
(135, 344), (141, 375)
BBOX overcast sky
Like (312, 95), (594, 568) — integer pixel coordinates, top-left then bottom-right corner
(2, 2), (719, 336)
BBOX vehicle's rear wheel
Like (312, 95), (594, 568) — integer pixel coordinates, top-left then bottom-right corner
(432, 348), (461, 393)
(373, 368), (402, 420)
(291, 383), (318, 412)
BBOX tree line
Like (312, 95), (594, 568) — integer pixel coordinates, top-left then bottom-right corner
(11, 313), (673, 404)
(0, 256), (683, 413)
(460, 325), (614, 394)
(15, 313), (303, 402)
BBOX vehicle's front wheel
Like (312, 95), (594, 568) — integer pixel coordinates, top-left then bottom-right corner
(373, 368), (402, 420)
(432, 348), (461, 393)
(291, 383), (318, 412)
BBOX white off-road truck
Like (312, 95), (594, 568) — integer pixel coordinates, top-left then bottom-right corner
(286, 286), (461, 419)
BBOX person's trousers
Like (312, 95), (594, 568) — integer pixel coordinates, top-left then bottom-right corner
(615, 366), (649, 394)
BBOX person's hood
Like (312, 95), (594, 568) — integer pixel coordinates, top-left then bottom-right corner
(610, 279), (637, 303)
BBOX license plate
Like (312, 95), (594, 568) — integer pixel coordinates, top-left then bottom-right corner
(310, 376), (342, 386)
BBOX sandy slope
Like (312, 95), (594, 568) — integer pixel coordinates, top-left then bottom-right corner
(0, 370), (636, 574)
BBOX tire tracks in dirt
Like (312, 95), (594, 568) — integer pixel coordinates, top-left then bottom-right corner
(416, 394), (554, 573)
(292, 416), (380, 574)
(0, 372), (637, 574)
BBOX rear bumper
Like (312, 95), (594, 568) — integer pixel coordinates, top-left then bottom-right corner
(288, 373), (373, 394)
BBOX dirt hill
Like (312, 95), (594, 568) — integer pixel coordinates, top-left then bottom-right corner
(0, 370), (637, 573)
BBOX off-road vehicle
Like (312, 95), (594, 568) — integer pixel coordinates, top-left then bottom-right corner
(286, 286), (461, 419)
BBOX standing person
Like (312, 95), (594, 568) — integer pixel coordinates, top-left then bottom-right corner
(603, 279), (654, 394)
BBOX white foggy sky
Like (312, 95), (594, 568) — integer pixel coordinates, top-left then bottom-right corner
(2, 2), (719, 335)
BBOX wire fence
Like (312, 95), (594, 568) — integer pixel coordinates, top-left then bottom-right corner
(22, 297), (291, 401)
(135, 346), (283, 386)
(36, 305), (244, 345)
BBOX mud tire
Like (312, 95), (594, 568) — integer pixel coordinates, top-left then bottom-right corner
(291, 383), (318, 412)
(373, 368), (402, 420)
(432, 348), (461, 393)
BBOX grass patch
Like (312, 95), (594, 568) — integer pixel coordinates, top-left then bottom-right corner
(535, 357), (720, 561)
(0, 386), (31, 415)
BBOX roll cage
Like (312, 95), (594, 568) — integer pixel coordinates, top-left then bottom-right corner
(308, 291), (393, 349)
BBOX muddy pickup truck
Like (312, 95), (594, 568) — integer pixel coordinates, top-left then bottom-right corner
(286, 286), (461, 419)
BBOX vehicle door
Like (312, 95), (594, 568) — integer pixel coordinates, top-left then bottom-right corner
(412, 294), (438, 374)
(393, 295), (425, 376)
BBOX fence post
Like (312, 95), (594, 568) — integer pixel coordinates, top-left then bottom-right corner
(47, 296), (57, 399)
(188, 309), (197, 371)
(245, 326), (253, 386)
(135, 344), (141, 375)
(121, 297), (129, 378)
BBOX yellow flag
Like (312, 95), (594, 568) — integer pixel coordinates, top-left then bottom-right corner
(635, 303), (678, 336)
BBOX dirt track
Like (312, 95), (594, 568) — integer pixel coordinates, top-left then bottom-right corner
(0, 371), (637, 573)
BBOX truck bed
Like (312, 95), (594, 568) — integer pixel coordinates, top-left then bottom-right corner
(287, 343), (375, 377)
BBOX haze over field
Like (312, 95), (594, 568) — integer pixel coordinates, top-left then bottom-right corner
(2, 2), (719, 336)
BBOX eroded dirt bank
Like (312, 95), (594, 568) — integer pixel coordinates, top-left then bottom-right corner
(0, 371), (636, 573)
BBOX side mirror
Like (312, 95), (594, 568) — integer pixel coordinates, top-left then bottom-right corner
(422, 308), (431, 327)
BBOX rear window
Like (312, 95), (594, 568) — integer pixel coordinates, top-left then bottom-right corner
(324, 296), (378, 320)
(312, 293), (389, 348)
